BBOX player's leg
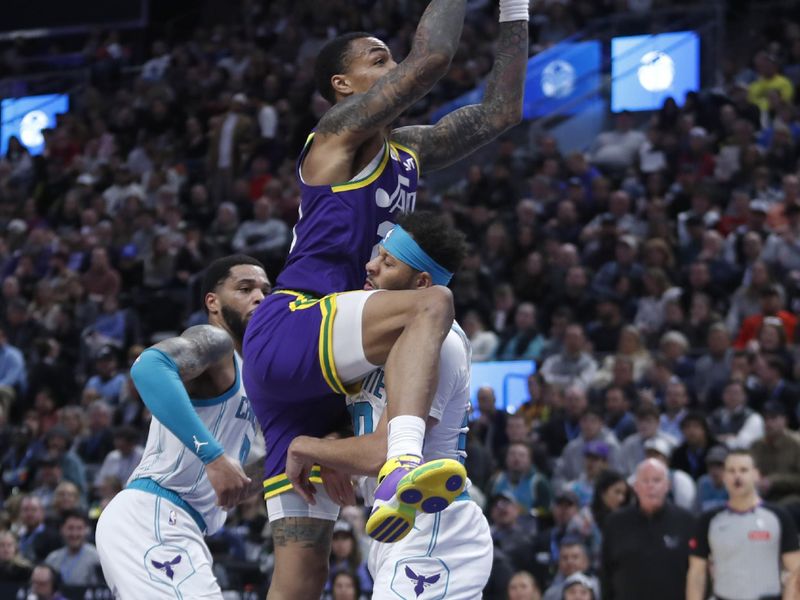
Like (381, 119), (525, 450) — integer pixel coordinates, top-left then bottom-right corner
(97, 490), (223, 599)
(265, 487), (339, 600)
(267, 518), (332, 600)
(332, 289), (466, 542)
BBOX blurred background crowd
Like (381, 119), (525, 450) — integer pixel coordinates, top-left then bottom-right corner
(2, 0), (800, 598)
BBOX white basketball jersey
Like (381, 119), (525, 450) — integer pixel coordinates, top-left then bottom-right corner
(128, 352), (258, 534)
(347, 325), (471, 505)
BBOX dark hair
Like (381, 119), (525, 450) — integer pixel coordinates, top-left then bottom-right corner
(397, 211), (467, 275)
(590, 469), (628, 527)
(33, 563), (62, 590)
(200, 254), (265, 314)
(330, 569), (362, 599)
(680, 410), (710, 433)
(60, 509), (89, 525)
(314, 32), (374, 104)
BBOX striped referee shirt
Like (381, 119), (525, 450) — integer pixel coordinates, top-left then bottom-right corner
(691, 502), (798, 600)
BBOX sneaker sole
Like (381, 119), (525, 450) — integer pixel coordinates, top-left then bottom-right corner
(366, 459), (466, 543)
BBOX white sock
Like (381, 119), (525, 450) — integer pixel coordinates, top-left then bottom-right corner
(386, 415), (426, 460)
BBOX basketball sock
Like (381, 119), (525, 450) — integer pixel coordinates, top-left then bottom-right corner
(386, 415), (426, 461)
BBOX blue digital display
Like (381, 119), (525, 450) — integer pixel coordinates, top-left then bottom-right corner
(1, 94), (70, 156)
(430, 41), (601, 123)
(611, 31), (700, 113)
(469, 360), (536, 415)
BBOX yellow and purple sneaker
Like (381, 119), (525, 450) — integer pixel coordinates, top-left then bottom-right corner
(365, 454), (466, 543)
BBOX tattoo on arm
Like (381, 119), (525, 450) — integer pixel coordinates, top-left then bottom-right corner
(316, 0), (466, 139)
(152, 325), (233, 382)
(392, 20), (529, 172)
(271, 517), (334, 549)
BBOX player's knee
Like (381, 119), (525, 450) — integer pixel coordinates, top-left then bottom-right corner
(416, 286), (454, 327)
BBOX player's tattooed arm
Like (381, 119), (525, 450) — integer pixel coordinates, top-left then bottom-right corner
(392, 20), (528, 172)
(315, 0), (466, 142)
(271, 517), (334, 549)
(152, 325), (233, 383)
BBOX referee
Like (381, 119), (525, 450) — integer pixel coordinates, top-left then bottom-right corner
(686, 450), (800, 600)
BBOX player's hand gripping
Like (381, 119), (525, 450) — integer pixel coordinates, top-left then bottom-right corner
(286, 436), (319, 505)
(206, 454), (251, 510)
(321, 466), (356, 507)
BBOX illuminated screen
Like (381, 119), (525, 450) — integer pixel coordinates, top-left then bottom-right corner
(611, 31), (700, 112)
(1, 94), (70, 156)
(469, 360), (536, 415)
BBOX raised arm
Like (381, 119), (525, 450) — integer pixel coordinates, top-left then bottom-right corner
(315, 0), (467, 146)
(392, 1), (529, 172)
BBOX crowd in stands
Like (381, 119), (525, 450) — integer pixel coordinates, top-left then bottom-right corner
(2, 0), (800, 598)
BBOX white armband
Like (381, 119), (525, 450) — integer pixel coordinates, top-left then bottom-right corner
(499, 0), (530, 22)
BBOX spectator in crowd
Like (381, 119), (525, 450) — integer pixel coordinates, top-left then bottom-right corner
(590, 111), (646, 173)
(507, 571), (542, 600)
(82, 347), (127, 406)
(541, 539), (599, 600)
(27, 563), (67, 600)
(44, 510), (101, 586)
(620, 405), (676, 476)
(709, 380), (765, 449)
(489, 490), (534, 559)
(15, 496), (61, 563)
(748, 51), (795, 112)
(561, 572), (596, 600)
(472, 386), (509, 463)
(692, 323), (733, 407)
(539, 325), (598, 389)
(659, 379), (690, 443)
(43, 427), (87, 499)
(76, 400), (114, 467)
(603, 385), (637, 442)
(539, 385), (588, 459)
(92, 426), (142, 489)
(461, 310), (499, 362)
(751, 353), (800, 429)
(642, 437), (697, 511)
(231, 195), (290, 267)
(491, 442), (552, 516)
(325, 520), (372, 599)
(602, 459), (696, 600)
(517, 373), (552, 427)
(554, 407), (621, 488)
(494, 302), (546, 362)
(751, 401), (800, 504)
(734, 285), (797, 349)
(329, 570), (363, 600)
(0, 530), (33, 582)
(0, 323), (26, 404)
(670, 411), (719, 481)
(207, 93), (256, 201)
(687, 450), (800, 600)
(695, 445), (730, 512)
(567, 469), (629, 569)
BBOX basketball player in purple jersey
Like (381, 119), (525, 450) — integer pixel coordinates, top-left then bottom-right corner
(243, 1), (529, 597)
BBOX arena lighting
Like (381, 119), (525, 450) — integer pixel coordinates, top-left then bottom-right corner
(1, 93), (70, 155)
(611, 30), (700, 112)
(470, 359), (536, 415)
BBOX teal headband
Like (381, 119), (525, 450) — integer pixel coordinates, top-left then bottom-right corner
(381, 224), (454, 286)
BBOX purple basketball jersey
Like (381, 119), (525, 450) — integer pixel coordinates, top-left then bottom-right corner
(276, 133), (420, 296)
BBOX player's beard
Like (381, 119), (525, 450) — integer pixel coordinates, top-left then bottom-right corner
(221, 305), (247, 345)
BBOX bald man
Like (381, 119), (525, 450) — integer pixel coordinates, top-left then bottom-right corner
(601, 459), (695, 600)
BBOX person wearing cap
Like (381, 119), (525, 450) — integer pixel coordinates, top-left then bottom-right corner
(602, 459), (696, 600)
(751, 401), (800, 504)
(564, 440), (611, 508)
(82, 346), (127, 406)
(490, 489), (533, 557)
(553, 406), (621, 489)
(326, 520), (373, 598)
(708, 380), (765, 450)
(561, 572), (596, 600)
(696, 445), (730, 511)
(734, 284), (797, 349)
(642, 436), (697, 511)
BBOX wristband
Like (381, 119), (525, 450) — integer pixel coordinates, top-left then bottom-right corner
(499, 0), (530, 22)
